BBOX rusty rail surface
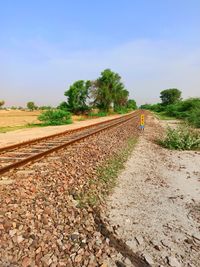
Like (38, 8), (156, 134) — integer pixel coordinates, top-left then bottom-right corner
(0, 113), (134, 153)
(0, 111), (140, 175)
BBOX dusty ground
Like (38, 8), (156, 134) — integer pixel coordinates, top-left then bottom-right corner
(0, 113), (124, 148)
(0, 110), (99, 128)
(0, 110), (41, 127)
(105, 115), (200, 267)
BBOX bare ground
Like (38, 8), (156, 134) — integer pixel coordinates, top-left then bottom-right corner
(104, 115), (200, 267)
(0, 110), (41, 127)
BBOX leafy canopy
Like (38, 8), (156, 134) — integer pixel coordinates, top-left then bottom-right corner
(91, 69), (129, 111)
(27, 101), (37, 111)
(64, 80), (91, 114)
(127, 99), (137, 110)
(0, 100), (5, 108)
(160, 88), (182, 105)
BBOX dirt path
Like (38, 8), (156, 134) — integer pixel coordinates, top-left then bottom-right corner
(104, 115), (200, 267)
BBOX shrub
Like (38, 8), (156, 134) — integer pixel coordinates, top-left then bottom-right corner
(159, 125), (200, 150)
(156, 98), (200, 128)
(140, 103), (165, 112)
(140, 103), (152, 110)
(187, 108), (200, 128)
(38, 109), (72, 125)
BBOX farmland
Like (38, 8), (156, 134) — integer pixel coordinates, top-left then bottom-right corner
(0, 110), (41, 132)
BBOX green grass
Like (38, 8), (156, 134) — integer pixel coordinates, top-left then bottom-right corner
(88, 111), (108, 117)
(154, 111), (176, 120)
(0, 120), (73, 133)
(77, 117), (86, 121)
(0, 124), (44, 133)
(77, 137), (138, 207)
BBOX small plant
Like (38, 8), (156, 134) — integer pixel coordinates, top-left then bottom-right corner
(88, 111), (108, 117)
(38, 109), (72, 125)
(159, 125), (200, 150)
(187, 108), (200, 128)
(115, 107), (131, 114)
(77, 137), (137, 207)
(77, 116), (86, 121)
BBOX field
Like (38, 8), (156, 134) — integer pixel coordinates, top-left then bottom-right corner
(0, 110), (93, 133)
(0, 110), (41, 132)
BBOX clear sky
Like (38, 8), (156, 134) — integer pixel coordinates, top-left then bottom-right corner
(1, 0), (200, 106)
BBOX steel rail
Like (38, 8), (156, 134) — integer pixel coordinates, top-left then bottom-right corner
(0, 111), (140, 175)
(0, 112), (136, 153)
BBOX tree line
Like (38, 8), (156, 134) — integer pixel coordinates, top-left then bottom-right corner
(141, 88), (200, 128)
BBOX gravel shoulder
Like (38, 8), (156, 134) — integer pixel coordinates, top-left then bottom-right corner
(0, 114), (124, 148)
(105, 115), (200, 267)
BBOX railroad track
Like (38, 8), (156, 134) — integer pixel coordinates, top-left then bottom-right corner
(0, 111), (141, 175)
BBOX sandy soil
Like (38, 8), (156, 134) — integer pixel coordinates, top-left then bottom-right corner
(104, 115), (200, 266)
(0, 110), (41, 127)
(0, 113), (125, 148)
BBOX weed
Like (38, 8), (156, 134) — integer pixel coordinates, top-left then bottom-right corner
(159, 125), (200, 150)
(77, 117), (86, 121)
(88, 112), (108, 117)
(78, 137), (137, 207)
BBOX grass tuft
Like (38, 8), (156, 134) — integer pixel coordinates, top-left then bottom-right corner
(78, 137), (137, 207)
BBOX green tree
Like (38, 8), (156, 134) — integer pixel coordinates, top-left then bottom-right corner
(57, 101), (68, 111)
(127, 99), (137, 110)
(27, 101), (37, 111)
(140, 103), (152, 110)
(160, 88), (182, 105)
(0, 100), (5, 109)
(114, 85), (129, 109)
(64, 80), (91, 114)
(91, 69), (127, 111)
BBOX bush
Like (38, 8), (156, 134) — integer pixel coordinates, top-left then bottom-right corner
(187, 108), (200, 128)
(140, 103), (152, 110)
(38, 109), (72, 125)
(153, 98), (200, 128)
(159, 125), (200, 150)
(140, 103), (165, 112)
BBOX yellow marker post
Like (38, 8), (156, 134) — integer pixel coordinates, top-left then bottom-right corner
(140, 114), (145, 130)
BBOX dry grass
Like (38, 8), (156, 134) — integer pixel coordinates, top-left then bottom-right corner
(0, 110), (43, 132)
(0, 110), (41, 127)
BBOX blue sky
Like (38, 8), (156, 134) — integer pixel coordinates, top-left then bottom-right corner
(1, 0), (200, 106)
